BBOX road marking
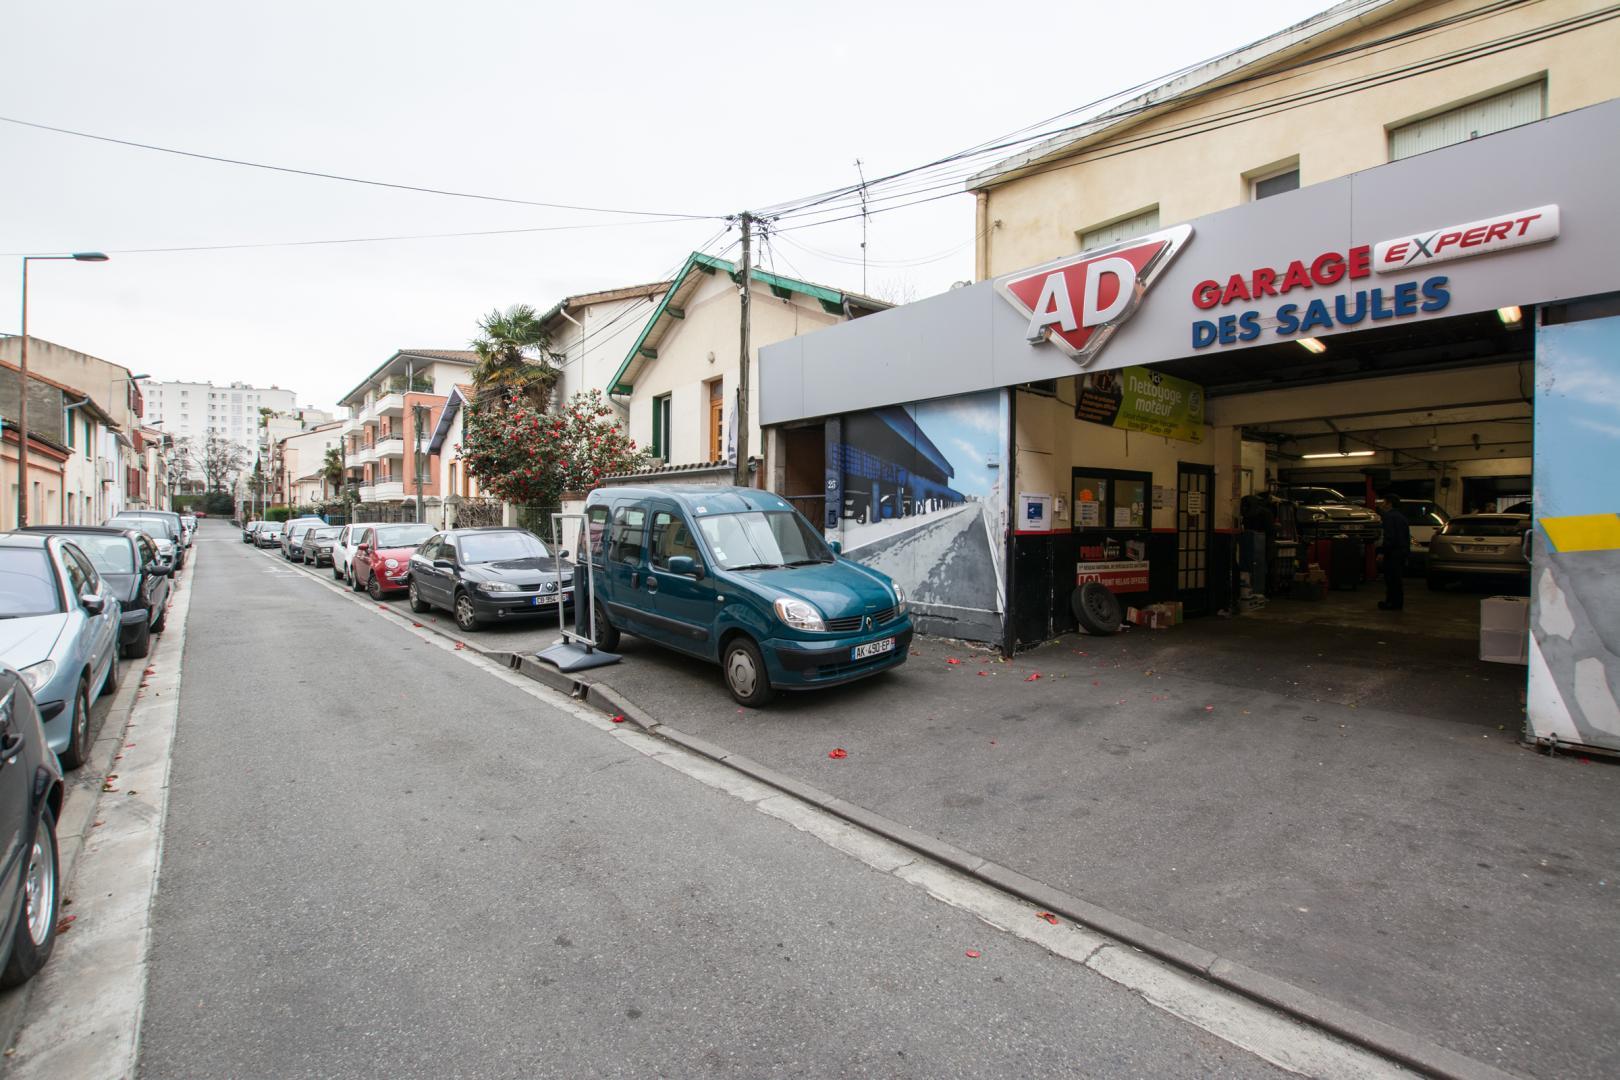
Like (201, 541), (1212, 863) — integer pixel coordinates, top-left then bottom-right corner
(4, 549), (195, 1078)
(267, 547), (1410, 1076)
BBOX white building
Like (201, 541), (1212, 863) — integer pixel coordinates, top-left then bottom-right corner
(143, 379), (298, 481)
(542, 281), (669, 415)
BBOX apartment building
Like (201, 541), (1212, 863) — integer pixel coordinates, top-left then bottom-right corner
(143, 378), (298, 480)
(338, 349), (476, 516)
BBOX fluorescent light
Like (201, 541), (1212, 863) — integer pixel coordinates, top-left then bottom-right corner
(1497, 305), (1523, 326)
(1297, 337), (1327, 354)
(1301, 450), (1376, 459)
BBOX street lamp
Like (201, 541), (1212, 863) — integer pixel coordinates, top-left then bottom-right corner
(17, 252), (109, 527)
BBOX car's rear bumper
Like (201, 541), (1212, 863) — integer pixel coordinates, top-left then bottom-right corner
(1428, 558), (1529, 577)
(766, 622), (914, 689)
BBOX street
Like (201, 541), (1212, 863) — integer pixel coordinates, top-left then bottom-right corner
(124, 523), (1353, 1078)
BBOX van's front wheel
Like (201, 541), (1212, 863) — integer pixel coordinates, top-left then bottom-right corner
(723, 637), (774, 707)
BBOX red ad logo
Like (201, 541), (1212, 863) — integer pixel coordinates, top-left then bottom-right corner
(996, 224), (1191, 366)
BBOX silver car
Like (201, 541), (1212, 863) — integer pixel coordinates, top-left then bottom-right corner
(1426, 514), (1531, 590)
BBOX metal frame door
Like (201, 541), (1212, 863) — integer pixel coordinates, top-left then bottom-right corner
(1177, 463), (1214, 614)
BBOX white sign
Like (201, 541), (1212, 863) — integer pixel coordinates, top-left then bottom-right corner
(1020, 492), (1052, 533)
(1374, 204), (1558, 274)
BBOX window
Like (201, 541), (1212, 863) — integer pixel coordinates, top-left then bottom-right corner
(65, 414), (75, 448)
(1071, 467), (1152, 531)
(1079, 206), (1159, 250)
(609, 506), (647, 565)
(0, 549), (62, 616)
(696, 511), (830, 570)
(1388, 80), (1545, 161)
(706, 379), (724, 463)
(650, 510), (701, 569)
(83, 416), (92, 458)
(1250, 163), (1300, 200)
(584, 506), (610, 562)
(651, 394), (672, 463)
(61, 543), (96, 595)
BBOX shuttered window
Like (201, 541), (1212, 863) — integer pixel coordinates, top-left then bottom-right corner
(1388, 81), (1545, 161)
(1079, 206), (1160, 250)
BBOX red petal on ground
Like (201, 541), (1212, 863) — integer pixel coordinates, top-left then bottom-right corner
(946, 658), (962, 665)
(453, 643), (465, 651)
(611, 715), (626, 724)
(412, 622), (423, 628)
(978, 671), (989, 676)
(828, 748), (848, 759)
(1025, 673), (1040, 682)
(1035, 911), (1059, 925)
(1204, 705), (1215, 712)
(964, 949), (981, 958)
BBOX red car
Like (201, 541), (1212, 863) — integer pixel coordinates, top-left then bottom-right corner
(349, 522), (436, 600)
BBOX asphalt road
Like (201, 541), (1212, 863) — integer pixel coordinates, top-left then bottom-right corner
(137, 524), (1293, 1079)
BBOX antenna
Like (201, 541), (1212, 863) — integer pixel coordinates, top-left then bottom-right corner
(855, 158), (870, 294)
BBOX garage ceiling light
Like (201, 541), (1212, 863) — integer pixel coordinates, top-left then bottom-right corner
(1497, 305), (1524, 327)
(1296, 337), (1327, 354)
(1301, 450), (1376, 458)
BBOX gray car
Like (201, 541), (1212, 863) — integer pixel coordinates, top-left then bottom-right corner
(0, 665), (66, 990)
(0, 534), (121, 769)
(1426, 513), (1531, 591)
(107, 510), (185, 572)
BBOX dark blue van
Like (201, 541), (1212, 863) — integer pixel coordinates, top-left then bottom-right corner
(580, 486), (912, 705)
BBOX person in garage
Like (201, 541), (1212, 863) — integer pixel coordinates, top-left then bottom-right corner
(1376, 494), (1410, 612)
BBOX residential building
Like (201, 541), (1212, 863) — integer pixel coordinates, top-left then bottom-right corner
(142, 378), (297, 483)
(338, 350), (475, 518)
(542, 280), (669, 413)
(425, 385), (504, 529)
(605, 252), (885, 487)
(0, 359), (123, 528)
(271, 421), (345, 508)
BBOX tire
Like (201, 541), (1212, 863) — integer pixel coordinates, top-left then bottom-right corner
(722, 636), (774, 707)
(350, 563), (365, 592)
(590, 596), (620, 651)
(0, 805), (60, 990)
(367, 573), (385, 601)
(59, 681), (91, 771)
(332, 562), (344, 580)
(1073, 582), (1122, 636)
(407, 580), (432, 614)
(453, 590), (481, 632)
(123, 621), (151, 659)
(100, 651), (121, 697)
(151, 606), (168, 633)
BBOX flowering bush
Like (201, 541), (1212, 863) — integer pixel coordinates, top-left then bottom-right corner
(460, 389), (644, 505)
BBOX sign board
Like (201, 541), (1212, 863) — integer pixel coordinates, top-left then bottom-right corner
(1076, 365), (1204, 443)
(1019, 492), (1052, 533)
(1077, 559), (1150, 593)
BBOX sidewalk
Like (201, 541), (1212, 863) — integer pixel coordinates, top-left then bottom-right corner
(306, 554), (1618, 1079)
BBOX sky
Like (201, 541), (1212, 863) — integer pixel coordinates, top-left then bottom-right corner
(0, 0), (1329, 414)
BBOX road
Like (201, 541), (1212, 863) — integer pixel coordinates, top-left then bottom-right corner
(135, 524), (1305, 1078)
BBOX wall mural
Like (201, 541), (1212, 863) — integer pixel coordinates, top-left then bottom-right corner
(1529, 313), (1620, 752)
(829, 390), (1007, 643)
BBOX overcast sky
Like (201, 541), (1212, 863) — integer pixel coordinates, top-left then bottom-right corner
(1, 0), (1324, 413)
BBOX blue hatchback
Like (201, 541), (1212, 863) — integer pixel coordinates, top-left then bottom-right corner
(580, 486), (912, 706)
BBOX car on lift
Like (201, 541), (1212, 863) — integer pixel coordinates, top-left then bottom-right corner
(0, 665), (66, 991)
(1426, 513), (1531, 591)
(1280, 485), (1383, 543)
(1398, 500), (1450, 570)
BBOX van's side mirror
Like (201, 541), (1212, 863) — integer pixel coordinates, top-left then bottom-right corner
(666, 555), (702, 578)
(829, 540), (842, 555)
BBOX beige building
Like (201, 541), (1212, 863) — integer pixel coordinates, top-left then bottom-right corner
(607, 251), (885, 485)
(543, 281), (669, 416)
(337, 349), (476, 515)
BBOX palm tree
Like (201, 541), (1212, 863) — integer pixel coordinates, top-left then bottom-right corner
(322, 446), (345, 498)
(470, 304), (558, 407)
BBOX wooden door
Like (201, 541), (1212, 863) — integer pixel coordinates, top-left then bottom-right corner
(708, 380), (724, 462)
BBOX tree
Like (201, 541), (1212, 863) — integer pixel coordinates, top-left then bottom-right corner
(164, 437), (195, 492)
(322, 446), (344, 495)
(201, 432), (248, 493)
(460, 389), (643, 505)
(470, 304), (558, 407)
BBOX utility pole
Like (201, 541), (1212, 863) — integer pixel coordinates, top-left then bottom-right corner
(855, 159), (870, 295)
(733, 212), (753, 488)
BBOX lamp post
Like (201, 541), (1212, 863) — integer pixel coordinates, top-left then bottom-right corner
(18, 252), (109, 527)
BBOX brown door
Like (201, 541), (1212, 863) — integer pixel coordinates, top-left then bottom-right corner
(708, 380), (724, 462)
(1177, 462), (1214, 614)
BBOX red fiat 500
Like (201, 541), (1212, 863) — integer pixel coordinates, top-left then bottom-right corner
(350, 523), (436, 599)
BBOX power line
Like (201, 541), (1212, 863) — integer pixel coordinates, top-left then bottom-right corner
(0, 113), (726, 220)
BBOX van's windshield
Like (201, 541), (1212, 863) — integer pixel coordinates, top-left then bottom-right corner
(697, 511), (832, 571)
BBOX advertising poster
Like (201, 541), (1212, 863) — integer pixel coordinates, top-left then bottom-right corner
(1076, 365), (1205, 443)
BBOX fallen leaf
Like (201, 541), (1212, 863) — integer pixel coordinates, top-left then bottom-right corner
(611, 715), (626, 724)
(977, 671), (989, 676)
(412, 622), (423, 628)
(1035, 911), (1059, 925)
(946, 658), (962, 665)
(989, 739), (997, 746)
(1025, 673), (1041, 682)
(142, 668), (156, 676)
(56, 915), (76, 933)
(964, 949), (981, 958)
(828, 748), (848, 759)
(453, 642), (465, 651)
(125, 743), (136, 749)
(127, 790), (139, 796)
(92, 820), (104, 828)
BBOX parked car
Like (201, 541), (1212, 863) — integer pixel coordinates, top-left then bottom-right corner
(1427, 513), (1531, 591)
(107, 510), (186, 571)
(178, 514), (198, 547)
(242, 521), (264, 544)
(1397, 500), (1449, 570)
(406, 526), (573, 628)
(281, 519), (326, 561)
(351, 523), (436, 599)
(0, 534), (121, 768)
(301, 526), (343, 567)
(333, 521), (380, 583)
(1280, 485), (1384, 543)
(254, 522), (285, 549)
(0, 666), (65, 990)
(19, 527), (171, 658)
(575, 487), (912, 706)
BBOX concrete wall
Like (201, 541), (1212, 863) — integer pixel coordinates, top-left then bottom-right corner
(552, 294), (663, 412)
(0, 338), (140, 432)
(978, 0), (1620, 277)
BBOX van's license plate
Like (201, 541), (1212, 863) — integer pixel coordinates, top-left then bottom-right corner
(851, 638), (895, 661)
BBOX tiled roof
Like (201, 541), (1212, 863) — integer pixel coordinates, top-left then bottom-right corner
(602, 457), (760, 481)
(400, 349), (479, 363)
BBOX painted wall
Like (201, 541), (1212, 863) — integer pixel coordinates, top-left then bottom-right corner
(978, 0), (1620, 276)
(1528, 310), (1620, 752)
(552, 294), (663, 414)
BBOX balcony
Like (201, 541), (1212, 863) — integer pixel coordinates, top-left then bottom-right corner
(340, 418), (361, 437)
(356, 484), (376, 502)
(374, 433), (405, 458)
(351, 443), (379, 466)
(375, 392), (405, 417)
(370, 480), (406, 502)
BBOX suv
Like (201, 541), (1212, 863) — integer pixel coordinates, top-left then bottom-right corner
(577, 486), (912, 706)
(1280, 486), (1382, 543)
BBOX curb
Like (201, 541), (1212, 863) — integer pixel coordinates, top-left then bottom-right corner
(283, 554), (1521, 1080)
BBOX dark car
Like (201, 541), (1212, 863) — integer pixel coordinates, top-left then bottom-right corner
(0, 666), (66, 990)
(406, 527), (574, 632)
(281, 518), (326, 561)
(301, 526), (343, 567)
(19, 527), (171, 658)
(242, 521), (263, 544)
(107, 510), (186, 571)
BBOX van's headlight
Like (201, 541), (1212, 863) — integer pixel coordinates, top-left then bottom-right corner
(20, 660), (56, 695)
(774, 597), (825, 632)
(893, 584), (908, 615)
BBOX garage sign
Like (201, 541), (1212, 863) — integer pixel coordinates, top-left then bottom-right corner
(1375, 205), (1558, 273)
(997, 224), (1193, 367)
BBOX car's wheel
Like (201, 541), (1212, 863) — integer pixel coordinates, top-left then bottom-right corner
(590, 596), (620, 651)
(722, 636), (774, 707)
(408, 580), (432, 614)
(453, 590), (481, 632)
(0, 805), (60, 990)
(332, 561), (344, 580)
(59, 681), (91, 771)
(123, 621), (151, 659)
(151, 605), (168, 633)
(367, 573), (385, 601)
(100, 651), (121, 697)
(351, 563), (365, 592)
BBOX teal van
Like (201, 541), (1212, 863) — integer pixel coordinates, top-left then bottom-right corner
(579, 486), (913, 705)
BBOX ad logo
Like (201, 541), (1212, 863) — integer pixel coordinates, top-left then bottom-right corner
(996, 224), (1192, 366)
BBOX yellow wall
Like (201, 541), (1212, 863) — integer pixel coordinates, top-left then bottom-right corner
(978, 0), (1620, 276)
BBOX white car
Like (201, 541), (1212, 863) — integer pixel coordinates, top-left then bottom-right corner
(1400, 500), (1449, 569)
(333, 522), (381, 582)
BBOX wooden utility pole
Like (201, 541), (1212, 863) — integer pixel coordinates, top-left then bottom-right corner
(733, 212), (753, 488)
